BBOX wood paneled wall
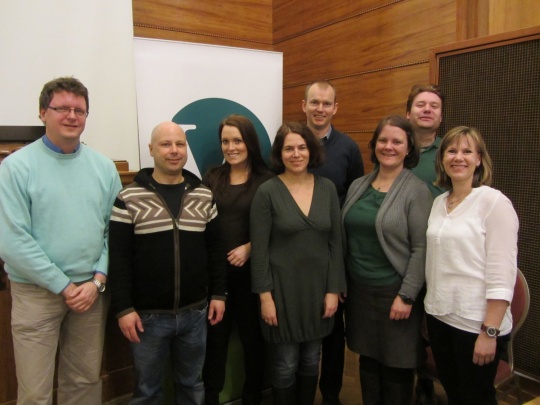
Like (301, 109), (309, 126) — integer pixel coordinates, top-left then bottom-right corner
(133, 0), (273, 50)
(457, 0), (540, 40)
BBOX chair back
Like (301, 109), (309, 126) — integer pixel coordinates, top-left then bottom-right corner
(511, 269), (530, 338)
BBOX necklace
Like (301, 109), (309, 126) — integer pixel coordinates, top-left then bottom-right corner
(372, 180), (393, 192)
(447, 190), (472, 211)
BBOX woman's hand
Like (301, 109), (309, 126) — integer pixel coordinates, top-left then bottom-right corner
(323, 293), (339, 318)
(260, 292), (278, 326)
(227, 243), (251, 267)
(473, 333), (497, 365)
(390, 295), (412, 320)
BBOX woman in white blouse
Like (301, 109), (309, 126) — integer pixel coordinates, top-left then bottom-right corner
(424, 126), (519, 405)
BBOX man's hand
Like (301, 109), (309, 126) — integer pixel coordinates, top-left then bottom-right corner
(208, 299), (225, 325)
(118, 312), (144, 343)
(63, 282), (98, 313)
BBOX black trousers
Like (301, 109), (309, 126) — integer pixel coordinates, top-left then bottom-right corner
(426, 315), (509, 405)
(319, 300), (345, 401)
(203, 271), (266, 405)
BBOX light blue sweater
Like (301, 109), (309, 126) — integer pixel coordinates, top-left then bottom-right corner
(0, 138), (121, 294)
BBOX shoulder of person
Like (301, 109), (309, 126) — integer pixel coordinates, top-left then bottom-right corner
(202, 164), (225, 186)
(1, 138), (41, 166)
(253, 169), (275, 184)
(475, 185), (515, 210)
(398, 170), (433, 201)
(81, 144), (116, 167)
(255, 175), (280, 194)
(351, 171), (376, 187)
(316, 174), (337, 189)
(331, 127), (356, 144)
(183, 169), (204, 189)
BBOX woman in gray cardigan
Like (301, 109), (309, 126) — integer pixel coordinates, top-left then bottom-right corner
(342, 115), (432, 405)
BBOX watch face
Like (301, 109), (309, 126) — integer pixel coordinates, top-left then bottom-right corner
(98, 284), (106, 293)
(486, 327), (497, 337)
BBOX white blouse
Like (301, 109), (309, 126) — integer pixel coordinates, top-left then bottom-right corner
(424, 186), (519, 335)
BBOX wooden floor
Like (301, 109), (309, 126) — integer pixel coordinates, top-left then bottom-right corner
(259, 348), (540, 405)
(106, 347), (540, 404)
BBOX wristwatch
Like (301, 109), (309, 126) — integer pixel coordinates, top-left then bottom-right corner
(481, 323), (500, 338)
(398, 293), (415, 305)
(92, 278), (106, 293)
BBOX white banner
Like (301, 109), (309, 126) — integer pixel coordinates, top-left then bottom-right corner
(0, 1), (139, 168)
(134, 38), (283, 178)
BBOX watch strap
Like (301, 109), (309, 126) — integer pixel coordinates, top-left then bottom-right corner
(92, 278), (106, 293)
(398, 293), (415, 305)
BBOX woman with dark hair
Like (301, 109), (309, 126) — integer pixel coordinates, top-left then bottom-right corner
(425, 126), (518, 405)
(250, 122), (345, 405)
(202, 115), (273, 405)
(342, 115), (432, 404)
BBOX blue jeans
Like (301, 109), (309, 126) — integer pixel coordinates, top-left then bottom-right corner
(129, 306), (207, 405)
(271, 339), (322, 388)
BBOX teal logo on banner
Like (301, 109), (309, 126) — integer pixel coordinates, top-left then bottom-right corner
(172, 98), (272, 176)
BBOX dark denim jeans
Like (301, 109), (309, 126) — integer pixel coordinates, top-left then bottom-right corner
(129, 306), (207, 405)
(271, 339), (322, 389)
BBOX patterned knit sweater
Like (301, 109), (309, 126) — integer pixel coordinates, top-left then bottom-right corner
(109, 168), (226, 317)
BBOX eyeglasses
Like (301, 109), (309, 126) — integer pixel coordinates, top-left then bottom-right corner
(47, 106), (89, 117)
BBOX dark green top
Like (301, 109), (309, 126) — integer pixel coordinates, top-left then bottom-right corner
(411, 137), (446, 198)
(250, 175), (345, 343)
(344, 186), (401, 286)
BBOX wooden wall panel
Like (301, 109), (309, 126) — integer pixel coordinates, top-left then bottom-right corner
(488, 0), (540, 36)
(133, 0), (273, 50)
(133, 25), (274, 50)
(456, 0), (540, 41)
(275, 0), (456, 86)
(273, 0), (385, 43)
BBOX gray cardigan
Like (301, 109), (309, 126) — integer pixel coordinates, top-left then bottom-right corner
(341, 168), (432, 299)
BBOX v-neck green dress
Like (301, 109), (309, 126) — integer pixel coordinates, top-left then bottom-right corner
(250, 175), (346, 343)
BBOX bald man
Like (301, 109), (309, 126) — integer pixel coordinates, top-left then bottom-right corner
(109, 122), (226, 405)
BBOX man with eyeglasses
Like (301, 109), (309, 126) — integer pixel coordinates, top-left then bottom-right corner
(0, 77), (122, 405)
(303, 80), (364, 405)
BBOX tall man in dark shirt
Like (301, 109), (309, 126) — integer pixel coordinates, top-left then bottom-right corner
(303, 80), (364, 404)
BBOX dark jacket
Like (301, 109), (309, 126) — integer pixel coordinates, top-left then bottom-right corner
(109, 168), (226, 317)
(310, 126), (364, 207)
